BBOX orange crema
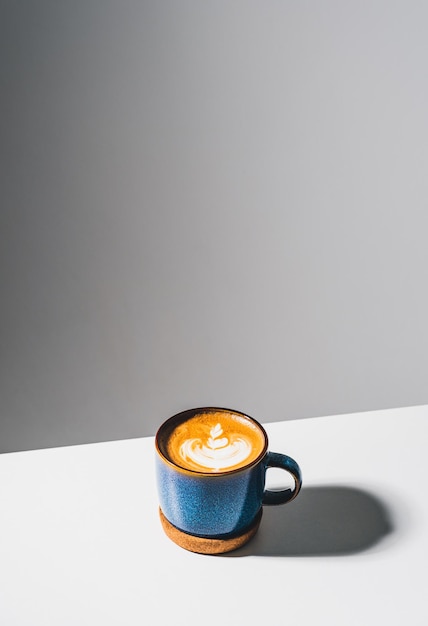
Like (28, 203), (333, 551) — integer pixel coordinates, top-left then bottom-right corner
(166, 410), (265, 472)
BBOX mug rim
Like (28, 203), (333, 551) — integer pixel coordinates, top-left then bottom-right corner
(155, 406), (269, 477)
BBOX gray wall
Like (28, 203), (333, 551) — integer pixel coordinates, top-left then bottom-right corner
(1, 1), (427, 453)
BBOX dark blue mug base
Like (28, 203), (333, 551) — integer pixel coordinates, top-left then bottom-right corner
(159, 507), (263, 554)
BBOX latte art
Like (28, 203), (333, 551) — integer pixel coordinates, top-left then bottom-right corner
(179, 423), (252, 471)
(164, 410), (266, 473)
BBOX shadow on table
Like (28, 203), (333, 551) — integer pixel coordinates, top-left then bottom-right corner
(226, 485), (394, 557)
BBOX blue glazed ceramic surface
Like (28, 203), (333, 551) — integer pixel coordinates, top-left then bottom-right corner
(156, 454), (266, 537)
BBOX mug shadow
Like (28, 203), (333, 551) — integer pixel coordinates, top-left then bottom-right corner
(225, 485), (394, 557)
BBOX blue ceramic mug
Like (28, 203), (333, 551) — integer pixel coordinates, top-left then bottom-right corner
(155, 407), (302, 554)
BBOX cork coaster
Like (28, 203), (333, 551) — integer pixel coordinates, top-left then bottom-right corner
(159, 508), (263, 555)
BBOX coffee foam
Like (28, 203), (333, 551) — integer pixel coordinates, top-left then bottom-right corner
(165, 411), (265, 473)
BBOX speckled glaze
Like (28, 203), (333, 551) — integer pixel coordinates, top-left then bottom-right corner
(155, 407), (302, 545)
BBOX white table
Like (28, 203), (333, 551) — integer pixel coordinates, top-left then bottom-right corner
(1, 405), (427, 625)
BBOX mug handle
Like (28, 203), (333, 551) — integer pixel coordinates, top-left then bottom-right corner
(262, 452), (302, 505)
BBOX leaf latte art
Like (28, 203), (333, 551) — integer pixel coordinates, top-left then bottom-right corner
(179, 423), (252, 471)
(164, 410), (266, 473)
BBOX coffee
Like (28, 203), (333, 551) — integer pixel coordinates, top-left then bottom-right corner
(162, 409), (266, 473)
(156, 406), (302, 553)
